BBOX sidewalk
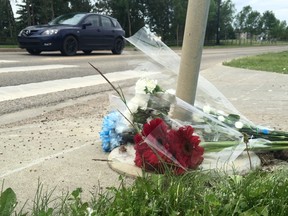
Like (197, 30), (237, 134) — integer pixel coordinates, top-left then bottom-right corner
(0, 64), (288, 210)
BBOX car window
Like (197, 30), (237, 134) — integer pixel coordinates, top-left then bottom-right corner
(49, 13), (86, 25)
(84, 15), (100, 27)
(111, 19), (118, 27)
(101, 16), (113, 28)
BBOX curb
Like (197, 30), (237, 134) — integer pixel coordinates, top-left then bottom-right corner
(0, 48), (22, 52)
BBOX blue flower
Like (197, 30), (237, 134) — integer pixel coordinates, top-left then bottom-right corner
(99, 111), (125, 152)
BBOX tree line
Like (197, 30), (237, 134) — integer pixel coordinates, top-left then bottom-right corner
(1, 0), (288, 45)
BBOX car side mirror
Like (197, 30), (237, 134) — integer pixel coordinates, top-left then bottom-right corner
(82, 22), (92, 29)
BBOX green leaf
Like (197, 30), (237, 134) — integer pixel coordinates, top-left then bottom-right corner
(240, 205), (269, 216)
(0, 188), (17, 216)
(79, 202), (89, 211)
(71, 188), (82, 199)
(38, 208), (53, 216)
(227, 114), (240, 122)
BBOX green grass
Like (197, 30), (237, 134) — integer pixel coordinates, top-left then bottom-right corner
(2, 168), (288, 215)
(223, 51), (288, 74)
(0, 45), (18, 48)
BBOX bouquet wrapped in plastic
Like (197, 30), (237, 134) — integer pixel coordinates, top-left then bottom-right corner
(97, 27), (288, 175)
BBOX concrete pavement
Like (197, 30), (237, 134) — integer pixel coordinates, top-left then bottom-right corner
(0, 62), (288, 211)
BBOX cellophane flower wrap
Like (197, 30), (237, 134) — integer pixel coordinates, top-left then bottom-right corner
(134, 117), (204, 175)
(98, 27), (288, 175)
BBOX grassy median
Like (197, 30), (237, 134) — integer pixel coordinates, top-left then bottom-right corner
(223, 51), (288, 74)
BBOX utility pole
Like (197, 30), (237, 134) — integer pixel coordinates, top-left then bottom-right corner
(176, 0), (210, 106)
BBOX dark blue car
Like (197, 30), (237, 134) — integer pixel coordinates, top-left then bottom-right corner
(17, 12), (125, 56)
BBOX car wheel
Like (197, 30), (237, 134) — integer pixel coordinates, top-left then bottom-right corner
(111, 38), (124, 55)
(61, 36), (78, 56)
(26, 48), (41, 55)
(82, 50), (92, 55)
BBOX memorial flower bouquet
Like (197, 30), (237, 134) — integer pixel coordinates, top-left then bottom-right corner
(95, 60), (288, 174)
(96, 27), (288, 174)
(96, 69), (206, 174)
(96, 63), (288, 175)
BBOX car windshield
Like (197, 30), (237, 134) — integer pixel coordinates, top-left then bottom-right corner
(49, 13), (86, 25)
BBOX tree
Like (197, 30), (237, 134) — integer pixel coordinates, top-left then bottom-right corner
(219, 0), (235, 41)
(144, 0), (175, 42)
(16, 0), (71, 30)
(205, 0), (235, 44)
(261, 10), (280, 40)
(94, 0), (146, 37)
(205, 0), (217, 43)
(69, 0), (92, 13)
(234, 6), (252, 32)
(234, 6), (253, 44)
(170, 0), (188, 46)
(0, 0), (17, 44)
(276, 20), (288, 40)
(246, 10), (261, 43)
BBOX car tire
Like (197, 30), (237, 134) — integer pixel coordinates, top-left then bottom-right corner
(26, 48), (41, 55)
(61, 36), (78, 56)
(82, 50), (92, 54)
(111, 38), (124, 55)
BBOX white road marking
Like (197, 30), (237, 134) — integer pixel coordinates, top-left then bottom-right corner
(0, 64), (78, 73)
(0, 60), (19, 63)
(0, 70), (158, 102)
(0, 142), (92, 178)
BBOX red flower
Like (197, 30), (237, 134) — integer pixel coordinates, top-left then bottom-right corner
(168, 125), (204, 174)
(134, 118), (204, 175)
(134, 118), (171, 172)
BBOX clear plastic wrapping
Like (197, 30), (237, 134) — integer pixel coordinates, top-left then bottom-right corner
(98, 27), (288, 174)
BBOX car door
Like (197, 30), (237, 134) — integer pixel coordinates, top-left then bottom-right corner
(80, 15), (101, 48)
(99, 15), (117, 49)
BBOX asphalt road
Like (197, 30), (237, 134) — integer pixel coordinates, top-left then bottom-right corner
(1, 45), (288, 117)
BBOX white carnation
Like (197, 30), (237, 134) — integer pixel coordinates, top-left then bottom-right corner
(203, 105), (211, 114)
(235, 121), (244, 129)
(218, 116), (225, 122)
(135, 78), (157, 94)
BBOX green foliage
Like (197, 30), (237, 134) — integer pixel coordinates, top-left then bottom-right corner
(31, 181), (57, 216)
(92, 169), (288, 215)
(205, 0), (236, 44)
(0, 0), (17, 44)
(4, 0), (288, 46)
(1, 169), (288, 215)
(223, 51), (288, 74)
(0, 187), (17, 216)
(68, 188), (90, 216)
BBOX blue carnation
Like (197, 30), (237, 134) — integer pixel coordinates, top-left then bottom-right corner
(99, 111), (125, 152)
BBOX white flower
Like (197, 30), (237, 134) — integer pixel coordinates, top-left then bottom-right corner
(217, 110), (225, 115)
(135, 78), (158, 94)
(203, 105), (211, 114)
(218, 116), (225, 122)
(192, 114), (203, 123)
(128, 94), (149, 112)
(235, 121), (244, 129)
(166, 89), (175, 95)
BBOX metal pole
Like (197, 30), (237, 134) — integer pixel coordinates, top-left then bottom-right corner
(176, 0), (210, 105)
